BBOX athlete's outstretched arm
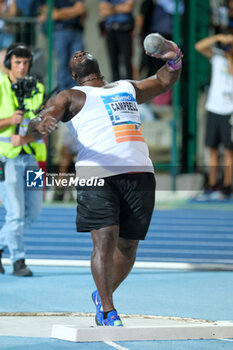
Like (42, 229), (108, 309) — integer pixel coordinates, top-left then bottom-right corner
(28, 89), (84, 140)
(132, 38), (182, 104)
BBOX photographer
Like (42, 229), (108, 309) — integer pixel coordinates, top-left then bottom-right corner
(0, 43), (46, 276)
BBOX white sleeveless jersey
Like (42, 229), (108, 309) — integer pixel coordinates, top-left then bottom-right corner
(65, 80), (154, 178)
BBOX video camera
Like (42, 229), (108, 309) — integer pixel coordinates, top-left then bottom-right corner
(11, 76), (39, 113)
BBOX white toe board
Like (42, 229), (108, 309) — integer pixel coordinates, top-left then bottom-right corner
(51, 321), (233, 342)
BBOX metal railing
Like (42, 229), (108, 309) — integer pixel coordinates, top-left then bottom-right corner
(0, 16), (39, 46)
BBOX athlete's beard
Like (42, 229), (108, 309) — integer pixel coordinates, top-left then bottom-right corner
(75, 57), (101, 80)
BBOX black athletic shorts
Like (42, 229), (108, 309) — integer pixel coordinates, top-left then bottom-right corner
(205, 111), (233, 149)
(76, 172), (156, 240)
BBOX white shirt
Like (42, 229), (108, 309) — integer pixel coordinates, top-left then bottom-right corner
(205, 50), (233, 115)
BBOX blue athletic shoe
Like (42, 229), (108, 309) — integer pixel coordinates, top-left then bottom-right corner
(92, 290), (103, 326)
(103, 310), (123, 327)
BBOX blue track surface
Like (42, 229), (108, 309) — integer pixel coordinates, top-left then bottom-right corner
(1, 266), (233, 349)
(1, 204), (233, 264)
(1, 204), (233, 349)
(1, 337), (233, 350)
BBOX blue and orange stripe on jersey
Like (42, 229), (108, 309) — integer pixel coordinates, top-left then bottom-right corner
(113, 123), (145, 143)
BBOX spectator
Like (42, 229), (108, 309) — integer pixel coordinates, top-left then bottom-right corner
(212, 1), (230, 35)
(16, 0), (40, 17)
(99, 0), (134, 81)
(229, 0), (233, 25)
(136, 0), (184, 78)
(38, 0), (87, 91)
(195, 33), (233, 199)
(0, 0), (17, 49)
(0, 43), (47, 276)
(227, 0), (233, 34)
(16, 0), (42, 46)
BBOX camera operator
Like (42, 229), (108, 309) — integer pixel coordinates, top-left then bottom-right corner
(0, 43), (47, 276)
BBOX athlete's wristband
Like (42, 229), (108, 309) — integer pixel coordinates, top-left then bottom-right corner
(167, 49), (183, 71)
